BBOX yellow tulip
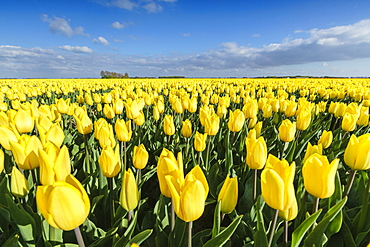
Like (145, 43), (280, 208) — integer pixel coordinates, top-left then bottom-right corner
(75, 113), (93, 135)
(36, 174), (90, 231)
(44, 123), (65, 147)
(133, 144), (149, 169)
(342, 113), (358, 132)
(204, 114), (220, 136)
(165, 165), (208, 222)
(302, 143), (323, 164)
(56, 98), (70, 114)
(39, 145), (71, 185)
(124, 99), (141, 120)
(0, 126), (19, 150)
(182, 119), (192, 138)
(14, 109), (34, 133)
(113, 99), (124, 115)
(157, 149), (184, 198)
(115, 119), (132, 142)
(278, 119), (296, 142)
(10, 135), (43, 170)
(217, 175), (238, 214)
(163, 115), (175, 136)
(134, 110), (145, 126)
(103, 104), (115, 119)
(97, 124), (116, 148)
(296, 110), (311, 131)
(120, 168), (139, 212)
(284, 102), (297, 117)
(11, 167), (30, 198)
(318, 130), (333, 149)
(246, 135), (268, 170)
(262, 104), (273, 118)
(279, 198), (298, 221)
(172, 98), (184, 114)
(194, 131), (207, 152)
(228, 109), (245, 132)
(188, 97), (198, 113)
(261, 154), (296, 211)
(303, 154), (339, 198)
(344, 134), (370, 170)
(153, 105), (160, 121)
(98, 146), (121, 177)
(243, 99), (258, 119)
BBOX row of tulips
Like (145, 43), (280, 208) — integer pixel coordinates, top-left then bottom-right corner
(0, 78), (369, 247)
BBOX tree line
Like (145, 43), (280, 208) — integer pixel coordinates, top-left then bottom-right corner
(100, 71), (129, 78)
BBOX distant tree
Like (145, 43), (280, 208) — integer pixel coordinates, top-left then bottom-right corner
(100, 70), (128, 78)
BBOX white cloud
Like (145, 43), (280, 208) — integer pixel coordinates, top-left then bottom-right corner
(111, 0), (137, 10)
(42, 14), (89, 37)
(93, 36), (110, 46)
(182, 33), (191, 37)
(56, 55), (65, 60)
(59, 45), (93, 53)
(323, 62), (329, 66)
(111, 21), (134, 29)
(0, 45), (54, 57)
(142, 2), (163, 13)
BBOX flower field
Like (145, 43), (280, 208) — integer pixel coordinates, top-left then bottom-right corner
(0, 78), (369, 247)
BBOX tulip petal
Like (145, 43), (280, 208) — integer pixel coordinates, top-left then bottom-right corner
(180, 180), (205, 222)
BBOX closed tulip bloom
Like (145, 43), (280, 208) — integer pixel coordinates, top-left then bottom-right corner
(182, 119), (192, 138)
(262, 104), (273, 118)
(133, 144), (149, 169)
(278, 119), (296, 142)
(11, 167), (30, 198)
(44, 123), (65, 147)
(261, 155), (296, 211)
(279, 198), (298, 221)
(342, 113), (357, 132)
(157, 149), (184, 198)
(124, 100), (141, 120)
(134, 110), (145, 126)
(165, 165), (208, 222)
(120, 168), (139, 212)
(285, 102), (297, 117)
(153, 105), (160, 121)
(172, 98), (184, 114)
(97, 124), (116, 148)
(36, 174), (90, 231)
(302, 143), (323, 164)
(243, 99), (258, 119)
(246, 135), (268, 170)
(56, 98), (70, 114)
(344, 134), (370, 170)
(194, 132), (207, 152)
(357, 112), (369, 126)
(218, 175), (238, 214)
(188, 97), (198, 113)
(217, 105), (228, 118)
(318, 130), (333, 149)
(0, 149), (4, 173)
(163, 115), (175, 136)
(39, 145), (71, 185)
(10, 135), (43, 170)
(115, 119), (132, 142)
(303, 154), (339, 198)
(98, 146), (121, 177)
(296, 110), (311, 131)
(113, 99), (124, 114)
(103, 104), (115, 119)
(334, 103), (346, 118)
(0, 126), (19, 150)
(228, 109), (245, 132)
(14, 109), (34, 133)
(204, 114), (220, 136)
(75, 113), (93, 135)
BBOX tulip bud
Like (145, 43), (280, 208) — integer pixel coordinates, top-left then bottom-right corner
(204, 114), (220, 136)
(75, 113), (93, 135)
(342, 113), (358, 132)
(246, 135), (268, 170)
(134, 110), (145, 126)
(103, 104), (115, 119)
(182, 119), (192, 138)
(217, 175), (238, 214)
(133, 144), (149, 169)
(243, 99), (258, 119)
(36, 174), (90, 230)
(344, 134), (370, 170)
(98, 146), (121, 177)
(0, 126), (19, 150)
(262, 104), (273, 118)
(228, 109), (245, 132)
(56, 98), (70, 114)
(317, 130), (333, 149)
(10, 135), (43, 170)
(302, 143), (322, 164)
(14, 109), (34, 133)
(296, 110), (311, 131)
(124, 100), (141, 120)
(120, 168), (139, 212)
(115, 119), (132, 142)
(11, 167), (30, 198)
(188, 97), (198, 113)
(153, 105), (160, 121)
(278, 119), (296, 142)
(261, 154), (295, 211)
(172, 98), (183, 114)
(163, 115), (175, 136)
(194, 131), (207, 152)
(303, 154), (339, 198)
(113, 99), (124, 114)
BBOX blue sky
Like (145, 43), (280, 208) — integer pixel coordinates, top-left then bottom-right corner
(1, 0), (370, 78)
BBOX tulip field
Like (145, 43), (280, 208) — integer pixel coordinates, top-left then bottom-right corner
(0, 78), (370, 247)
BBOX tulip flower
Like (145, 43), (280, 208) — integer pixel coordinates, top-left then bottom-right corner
(188, 97), (198, 113)
(36, 174), (90, 231)
(194, 132), (207, 152)
(14, 109), (34, 133)
(182, 119), (192, 138)
(165, 165), (208, 222)
(103, 104), (115, 119)
(204, 114), (220, 136)
(0, 126), (19, 150)
(157, 149), (184, 198)
(318, 130), (333, 149)
(120, 168), (139, 212)
(113, 99), (124, 115)
(96, 123), (116, 149)
(124, 99), (141, 120)
(153, 105), (160, 121)
(115, 119), (132, 142)
(296, 110), (311, 131)
(11, 167), (30, 198)
(134, 110), (145, 126)
(262, 104), (273, 118)
(217, 175), (238, 214)
(302, 143), (322, 164)
(56, 98), (70, 114)
(228, 109), (245, 132)
(243, 99), (258, 119)
(10, 135), (43, 170)
(302, 153), (339, 199)
(245, 135), (268, 170)
(261, 154), (295, 211)
(278, 119), (296, 142)
(133, 144), (149, 169)
(342, 113), (358, 132)
(44, 123), (65, 147)
(172, 98), (183, 114)
(98, 146), (121, 177)
(163, 115), (175, 136)
(344, 133), (370, 170)
(279, 198), (298, 221)
(75, 113), (93, 135)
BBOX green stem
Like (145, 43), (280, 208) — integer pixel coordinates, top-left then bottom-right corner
(313, 197), (320, 214)
(268, 210), (279, 247)
(128, 210), (132, 223)
(74, 226), (85, 247)
(108, 178), (115, 225)
(357, 171), (370, 233)
(49, 224), (56, 243)
(124, 142), (127, 171)
(205, 136), (212, 171)
(343, 170), (357, 198)
(188, 221), (193, 247)
(83, 134), (90, 174)
(281, 141), (287, 159)
(171, 198), (175, 231)
(283, 221), (288, 247)
(253, 169), (258, 202)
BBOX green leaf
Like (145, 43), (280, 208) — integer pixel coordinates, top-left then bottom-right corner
(124, 229), (153, 247)
(2, 234), (21, 247)
(254, 210), (268, 247)
(340, 221), (356, 247)
(202, 215), (243, 247)
(291, 209), (322, 247)
(211, 201), (221, 238)
(304, 197), (347, 247)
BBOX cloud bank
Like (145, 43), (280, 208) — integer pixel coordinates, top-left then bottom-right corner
(2, 19), (370, 78)
(42, 14), (89, 37)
